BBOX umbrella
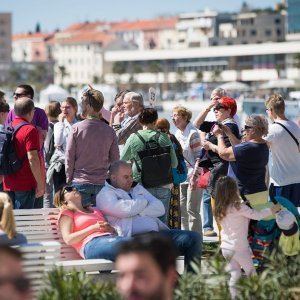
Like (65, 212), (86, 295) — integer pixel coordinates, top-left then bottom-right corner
(219, 81), (251, 91)
(259, 79), (295, 89)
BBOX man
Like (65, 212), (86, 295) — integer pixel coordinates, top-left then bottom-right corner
(113, 92), (143, 145)
(116, 233), (178, 300)
(5, 84), (48, 148)
(65, 88), (119, 207)
(265, 94), (300, 207)
(5, 84), (48, 208)
(96, 160), (202, 271)
(0, 246), (32, 300)
(4, 99), (44, 209)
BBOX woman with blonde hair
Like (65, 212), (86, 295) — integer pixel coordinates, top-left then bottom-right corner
(0, 193), (27, 245)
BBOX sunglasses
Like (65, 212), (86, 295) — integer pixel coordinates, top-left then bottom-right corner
(63, 186), (76, 194)
(243, 125), (253, 131)
(213, 104), (226, 112)
(13, 93), (28, 98)
(0, 276), (31, 293)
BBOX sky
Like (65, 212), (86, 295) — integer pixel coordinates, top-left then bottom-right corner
(0, 0), (279, 33)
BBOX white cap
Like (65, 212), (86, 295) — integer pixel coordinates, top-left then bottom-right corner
(276, 210), (295, 231)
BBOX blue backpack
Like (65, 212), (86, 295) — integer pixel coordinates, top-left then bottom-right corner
(0, 122), (29, 175)
(172, 143), (188, 184)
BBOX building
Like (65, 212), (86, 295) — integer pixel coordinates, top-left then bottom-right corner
(110, 17), (177, 50)
(0, 13), (12, 83)
(12, 32), (54, 62)
(287, 0), (300, 34)
(103, 41), (300, 88)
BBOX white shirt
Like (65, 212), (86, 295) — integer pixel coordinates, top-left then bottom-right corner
(264, 120), (300, 186)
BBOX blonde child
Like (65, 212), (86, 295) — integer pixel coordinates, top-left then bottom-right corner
(0, 192), (27, 245)
(214, 176), (281, 299)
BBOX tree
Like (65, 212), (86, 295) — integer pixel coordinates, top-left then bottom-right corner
(148, 62), (163, 90)
(211, 69), (222, 82)
(195, 70), (203, 83)
(175, 69), (186, 93)
(35, 22), (41, 33)
(57, 65), (68, 86)
(112, 61), (127, 88)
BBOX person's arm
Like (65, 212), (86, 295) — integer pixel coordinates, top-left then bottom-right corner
(239, 203), (281, 220)
(216, 134), (236, 161)
(59, 215), (111, 245)
(193, 102), (215, 128)
(222, 125), (241, 146)
(138, 186), (165, 217)
(116, 117), (141, 145)
(54, 119), (65, 148)
(108, 132), (120, 164)
(120, 135), (133, 162)
(96, 189), (148, 218)
(27, 150), (44, 198)
(65, 129), (76, 184)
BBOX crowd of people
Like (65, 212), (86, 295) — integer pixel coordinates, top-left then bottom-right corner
(0, 84), (299, 299)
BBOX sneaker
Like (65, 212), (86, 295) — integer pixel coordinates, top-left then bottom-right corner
(203, 230), (218, 237)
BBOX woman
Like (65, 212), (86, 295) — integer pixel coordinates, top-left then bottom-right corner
(156, 118), (184, 229)
(43, 101), (61, 208)
(121, 108), (177, 224)
(172, 106), (202, 234)
(47, 97), (78, 192)
(197, 96), (240, 198)
(0, 193), (27, 245)
(110, 89), (130, 127)
(54, 185), (129, 260)
(216, 114), (269, 198)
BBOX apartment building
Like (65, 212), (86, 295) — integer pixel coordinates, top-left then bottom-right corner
(0, 13), (12, 82)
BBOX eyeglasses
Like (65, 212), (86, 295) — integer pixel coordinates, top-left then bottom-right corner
(13, 93), (27, 99)
(213, 104), (226, 112)
(0, 276), (31, 293)
(243, 125), (253, 130)
(265, 108), (271, 112)
(63, 186), (76, 194)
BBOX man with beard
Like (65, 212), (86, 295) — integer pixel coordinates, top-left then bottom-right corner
(116, 233), (177, 300)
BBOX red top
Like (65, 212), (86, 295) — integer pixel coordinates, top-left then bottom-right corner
(4, 117), (40, 191)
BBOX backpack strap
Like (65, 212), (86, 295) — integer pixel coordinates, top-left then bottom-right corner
(273, 121), (299, 147)
(12, 122), (30, 138)
(135, 131), (147, 146)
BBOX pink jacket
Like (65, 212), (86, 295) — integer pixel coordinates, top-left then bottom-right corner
(220, 204), (273, 251)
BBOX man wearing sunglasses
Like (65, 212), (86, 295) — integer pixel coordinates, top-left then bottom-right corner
(0, 246), (32, 300)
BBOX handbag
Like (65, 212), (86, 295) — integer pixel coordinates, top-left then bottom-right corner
(197, 167), (210, 189)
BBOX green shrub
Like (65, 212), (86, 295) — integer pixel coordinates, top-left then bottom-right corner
(39, 267), (120, 300)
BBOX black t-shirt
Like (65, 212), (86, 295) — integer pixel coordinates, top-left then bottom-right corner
(199, 121), (240, 165)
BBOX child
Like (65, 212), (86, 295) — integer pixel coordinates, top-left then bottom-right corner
(214, 176), (281, 299)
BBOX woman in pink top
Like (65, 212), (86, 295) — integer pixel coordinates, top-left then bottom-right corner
(54, 185), (129, 261)
(214, 176), (281, 299)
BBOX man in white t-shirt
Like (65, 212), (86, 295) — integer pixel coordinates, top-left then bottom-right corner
(264, 94), (300, 207)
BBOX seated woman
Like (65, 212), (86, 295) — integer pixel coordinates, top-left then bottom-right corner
(0, 193), (27, 246)
(54, 185), (129, 261)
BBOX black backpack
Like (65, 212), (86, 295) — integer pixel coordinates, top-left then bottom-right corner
(134, 131), (173, 188)
(0, 122), (29, 175)
(44, 122), (55, 165)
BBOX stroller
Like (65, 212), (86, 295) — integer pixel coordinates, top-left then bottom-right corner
(248, 184), (300, 272)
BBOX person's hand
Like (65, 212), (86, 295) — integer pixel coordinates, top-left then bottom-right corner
(188, 176), (198, 190)
(271, 203), (282, 214)
(203, 140), (213, 151)
(204, 102), (215, 112)
(114, 111), (125, 124)
(58, 113), (66, 123)
(35, 183), (45, 198)
(213, 125), (223, 137)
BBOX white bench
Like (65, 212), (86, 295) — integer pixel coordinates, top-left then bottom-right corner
(14, 208), (116, 273)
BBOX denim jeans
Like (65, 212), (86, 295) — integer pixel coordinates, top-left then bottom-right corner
(71, 183), (104, 207)
(146, 186), (171, 224)
(180, 183), (202, 234)
(7, 190), (36, 209)
(162, 229), (202, 272)
(83, 235), (130, 261)
(202, 188), (214, 231)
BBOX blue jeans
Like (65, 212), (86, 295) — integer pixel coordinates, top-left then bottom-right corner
(71, 183), (104, 207)
(83, 235), (130, 261)
(7, 190), (36, 209)
(147, 187), (171, 224)
(163, 229), (202, 272)
(202, 188), (214, 231)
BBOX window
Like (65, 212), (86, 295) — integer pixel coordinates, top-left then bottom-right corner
(251, 30), (257, 36)
(265, 29), (272, 36)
